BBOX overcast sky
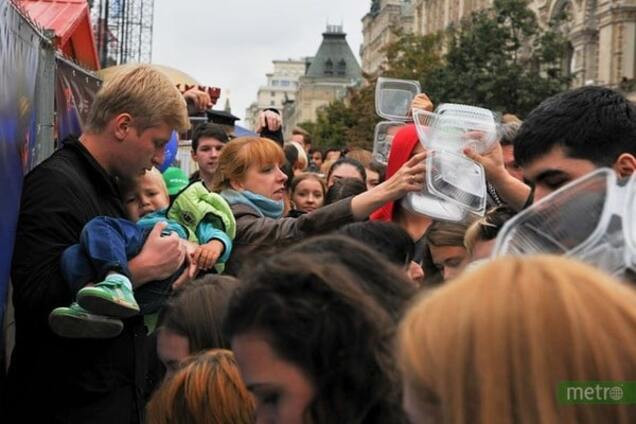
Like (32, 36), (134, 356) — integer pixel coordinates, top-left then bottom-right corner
(152, 0), (370, 126)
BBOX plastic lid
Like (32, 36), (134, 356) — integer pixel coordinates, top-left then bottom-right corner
(375, 77), (421, 121)
(413, 104), (498, 154)
(372, 121), (405, 166)
(622, 174), (636, 270)
(426, 150), (487, 216)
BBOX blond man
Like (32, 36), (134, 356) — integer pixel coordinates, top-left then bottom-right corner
(9, 66), (190, 423)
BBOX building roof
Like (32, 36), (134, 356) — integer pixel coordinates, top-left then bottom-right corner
(18, 0), (99, 70)
(305, 25), (362, 81)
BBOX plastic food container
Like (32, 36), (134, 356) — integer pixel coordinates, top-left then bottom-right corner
(375, 77), (421, 121)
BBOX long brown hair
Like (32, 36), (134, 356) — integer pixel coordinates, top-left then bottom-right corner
(399, 256), (636, 424)
(146, 349), (255, 424)
(225, 252), (408, 423)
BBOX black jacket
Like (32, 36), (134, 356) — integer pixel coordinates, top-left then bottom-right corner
(7, 137), (149, 423)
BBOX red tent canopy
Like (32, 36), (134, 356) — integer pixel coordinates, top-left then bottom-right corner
(18, 0), (100, 70)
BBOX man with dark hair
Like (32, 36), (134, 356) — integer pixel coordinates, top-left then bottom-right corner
(513, 86), (636, 201)
(191, 122), (229, 189)
(466, 86), (636, 208)
(308, 148), (323, 172)
(291, 127), (312, 152)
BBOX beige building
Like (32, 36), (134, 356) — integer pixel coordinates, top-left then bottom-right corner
(361, 0), (636, 94)
(245, 59), (306, 131)
(283, 25), (363, 138)
(361, 0), (415, 76)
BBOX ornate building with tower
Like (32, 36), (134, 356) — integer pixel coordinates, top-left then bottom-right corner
(283, 25), (362, 136)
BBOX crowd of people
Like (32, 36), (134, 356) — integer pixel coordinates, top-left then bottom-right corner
(4, 64), (636, 423)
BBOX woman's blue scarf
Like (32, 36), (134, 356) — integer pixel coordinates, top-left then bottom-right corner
(221, 189), (285, 219)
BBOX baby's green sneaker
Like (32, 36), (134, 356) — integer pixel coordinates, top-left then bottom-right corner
(77, 274), (140, 318)
(49, 303), (123, 338)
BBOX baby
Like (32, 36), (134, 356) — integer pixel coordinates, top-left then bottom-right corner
(49, 168), (235, 338)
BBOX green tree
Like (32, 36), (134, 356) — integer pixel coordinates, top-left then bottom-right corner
(438, 0), (572, 116)
(381, 30), (446, 101)
(298, 98), (356, 149)
(340, 82), (378, 149)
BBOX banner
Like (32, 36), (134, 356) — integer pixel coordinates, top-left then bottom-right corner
(0, 0), (41, 324)
(55, 56), (102, 140)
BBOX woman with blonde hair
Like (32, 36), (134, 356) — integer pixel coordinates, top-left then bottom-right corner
(399, 256), (636, 424)
(213, 136), (425, 274)
(146, 349), (255, 424)
(419, 220), (474, 284)
(463, 205), (516, 262)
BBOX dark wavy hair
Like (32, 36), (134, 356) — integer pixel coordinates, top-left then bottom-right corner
(224, 252), (408, 423)
(325, 177), (366, 205)
(338, 222), (415, 268)
(326, 157), (367, 185)
(285, 235), (416, 321)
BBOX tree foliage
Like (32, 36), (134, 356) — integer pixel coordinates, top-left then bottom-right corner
(306, 0), (572, 150)
(298, 98), (355, 149)
(437, 0), (572, 115)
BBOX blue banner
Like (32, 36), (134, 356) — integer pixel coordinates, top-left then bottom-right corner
(0, 0), (40, 329)
(55, 57), (102, 140)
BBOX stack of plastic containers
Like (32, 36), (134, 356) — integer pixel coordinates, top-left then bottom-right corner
(374, 78), (499, 222)
(372, 77), (420, 166)
(407, 103), (498, 221)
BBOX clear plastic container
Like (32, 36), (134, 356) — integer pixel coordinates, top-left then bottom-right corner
(375, 77), (421, 121)
(372, 121), (405, 166)
(413, 104), (498, 154)
(401, 191), (467, 223)
(493, 168), (635, 277)
(426, 150), (487, 216)
(622, 174), (636, 270)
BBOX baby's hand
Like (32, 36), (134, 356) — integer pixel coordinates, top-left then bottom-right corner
(192, 240), (224, 271)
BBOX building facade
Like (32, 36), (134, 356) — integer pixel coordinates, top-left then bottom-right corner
(244, 59), (306, 131)
(283, 25), (363, 138)
(361, 0), (415, 76)
(361, 0), (636, 94)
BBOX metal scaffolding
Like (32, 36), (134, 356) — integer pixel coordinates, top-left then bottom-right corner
(90, 0), (154, 67)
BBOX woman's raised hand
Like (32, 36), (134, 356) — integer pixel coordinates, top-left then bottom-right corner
(382, 151), (427, 199)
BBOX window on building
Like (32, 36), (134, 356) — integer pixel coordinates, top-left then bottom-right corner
(325, 59), (334, 76)
(272, 80), (279, 86)
(270, 100), (275, 106)
(337, 59), (346, 76)
(271, 91), (276, 96)
(281, 80), (290, 86)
